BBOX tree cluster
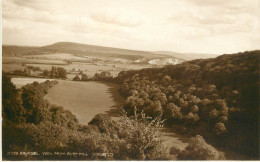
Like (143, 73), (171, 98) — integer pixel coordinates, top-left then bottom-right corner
(73, 74), (89, 81)
(43, 66), (67, 79)
(114, 50), (259, 158)
(93, 71), (113, 81)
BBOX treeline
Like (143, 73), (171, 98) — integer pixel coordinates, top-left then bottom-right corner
(42, 66), (67, 79)
(8, 65), (41, 76)
(2, 73), (225, 160)
(73, 71), (113, 81)
(114, 50), (260, 158)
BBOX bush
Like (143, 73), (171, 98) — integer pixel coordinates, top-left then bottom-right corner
(86, 112), (175, 160)
(214, 122), (227, 135)
(88, 114), (119, 135)
(178, 135), (225, 160)
(73, 75), (81, 81)
(117, 111), (175, 160)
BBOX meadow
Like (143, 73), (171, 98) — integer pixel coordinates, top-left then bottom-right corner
(44, 80), (124, 124)
(3, 57), (66, 64)
(23, 53), (88, 61)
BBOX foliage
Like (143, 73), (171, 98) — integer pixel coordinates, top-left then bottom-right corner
(42, 66), (67, 79)
(86, 112), (175, 160)
(93, 71), (113, 81)
(117, 110), (174, 160)
(88, 114), (119, 135)
(73, 75), (81, 81)
(114, 50), (259, 157)
(178, 135), (225, 160)
(81, 74), (88, 81)
(2, 73), (25, 123)
(21, 80), (58, 123)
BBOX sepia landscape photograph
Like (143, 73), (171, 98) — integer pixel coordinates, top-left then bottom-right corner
(1, 0), (260, 160)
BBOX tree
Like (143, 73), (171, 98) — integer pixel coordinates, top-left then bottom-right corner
(43, 70), (49, 77)
(2, 73), (25, 123)
(49, 66), (67, 79)
(163, 103), (182, 120)
(214, 122), (226, 135)
(88, 114), (118, 134)
(144, 101), (163, 118)
(81, 74), (88, 81)
(22, 82), (46, 123)
(57, 67), (67, 79)
(50, 66), (56, 78)
(73, 75), (81, 81)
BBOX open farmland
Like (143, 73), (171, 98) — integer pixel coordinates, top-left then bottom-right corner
(23, 53), (88, 61)
(44, 80), (124, 124)
(3, 57), (67, 64)
(2, 64), (25, 72)
(25, 61), (149, 79)
(2, 42), (185, 81)
(3, 51), (155, 80)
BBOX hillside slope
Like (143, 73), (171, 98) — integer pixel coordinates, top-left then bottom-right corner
(1, 42), (193, 64)
(3, 42), (168, 59)
(2, 46), (39, 57)
(115, 50), (260, 158)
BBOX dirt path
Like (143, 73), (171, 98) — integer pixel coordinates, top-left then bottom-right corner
(159, 128), (188, 150)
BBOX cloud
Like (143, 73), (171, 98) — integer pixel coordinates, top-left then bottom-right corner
(184, 0), (258, 8)
(90, 10), (143, 27)
(168, 0), (259, 38)
(2, 0), (54, 24)
(2, 0), (260, 54)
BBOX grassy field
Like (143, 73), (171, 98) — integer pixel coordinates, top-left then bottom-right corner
(25, 61), (148, 78)
(3, 57), (67, 64)
(23, 53), (88, 61)
(44, 80), (124, 124)
(2, 64), (25, 72)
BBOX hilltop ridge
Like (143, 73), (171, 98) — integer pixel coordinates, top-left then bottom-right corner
(2, 42), (218, 61)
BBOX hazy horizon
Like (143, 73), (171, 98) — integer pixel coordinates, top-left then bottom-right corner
(2, 0), (260, 54)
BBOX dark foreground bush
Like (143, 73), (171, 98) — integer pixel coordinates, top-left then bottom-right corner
(88, 113), (119, 135)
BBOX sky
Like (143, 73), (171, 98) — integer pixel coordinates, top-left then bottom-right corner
(2, 0), (260, 54)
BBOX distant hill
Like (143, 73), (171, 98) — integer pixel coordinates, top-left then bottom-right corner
(2, 46), (39, 57)
(154, 51), (220, 61)
(41, 42), (165, 59)
(3, 42), (169, 60)
(2, 42), (185, 65)
(2, 42), (223, 64)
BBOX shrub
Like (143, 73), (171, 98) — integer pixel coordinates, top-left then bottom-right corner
(117, 111), (175, 160)
(88, 114), (119, 135)
(73, 75), (81, 81)
(178, 135), (225, 160)
(214, 122), (227, 135)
